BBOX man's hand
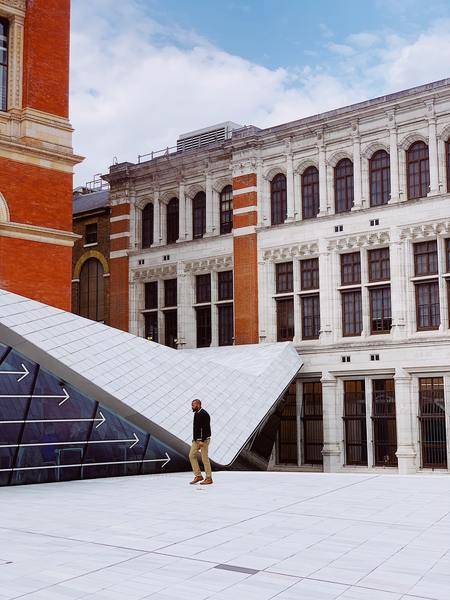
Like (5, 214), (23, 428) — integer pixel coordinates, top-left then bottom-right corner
(197, 441), (204, 449)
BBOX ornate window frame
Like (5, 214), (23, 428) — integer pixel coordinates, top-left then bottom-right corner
(0, 0), (25, 113)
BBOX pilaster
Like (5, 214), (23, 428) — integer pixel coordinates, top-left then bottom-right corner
(394, 368), (417, 475)
(321, 374), (342, 472)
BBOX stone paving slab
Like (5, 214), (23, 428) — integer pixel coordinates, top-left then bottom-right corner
(0, 471), (449, 599)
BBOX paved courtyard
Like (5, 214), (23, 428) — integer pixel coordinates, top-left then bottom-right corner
(0, 472), (449, 600)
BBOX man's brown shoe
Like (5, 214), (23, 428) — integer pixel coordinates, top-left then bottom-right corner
(190, 475), (204, 484)
(200, 478), (213, 485)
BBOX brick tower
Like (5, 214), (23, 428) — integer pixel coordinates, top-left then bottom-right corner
(0, 0), (82, 310)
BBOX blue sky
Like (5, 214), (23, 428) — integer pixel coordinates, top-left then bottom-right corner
(71, 0), (450, 185)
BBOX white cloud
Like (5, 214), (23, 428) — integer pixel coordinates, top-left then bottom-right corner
(70, 2), (450, 186)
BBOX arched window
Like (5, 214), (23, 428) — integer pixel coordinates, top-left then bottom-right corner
(335, 158), (354, 213)
(301, 166), (319, 219)
(271, 173), (287, 225)
(407, 141), (429, 200)
(0, 19), (8, 112)
(166, 197), (179, 244)
(192, 191), (206, 238)
(79, 258), (104, 322)
(369, 150), (390, 206)
(220, 185), (233, 234)
(142, 203), (154, 248)
(446, 139), (450, 193)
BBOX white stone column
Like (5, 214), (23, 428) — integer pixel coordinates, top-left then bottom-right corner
(351, 123), (363, 210)
(428, 114), (439, 196)
(205, 173), (214, 236)
(360, 247), (370, 337)
(294, 171), (302, 221)
(321, 373), (342, 472)
(293, 258), (301, 343)
(258, 258), (267, 342)
(152, 191), (160, 246)
(256, 158), (265, 227)
(177, 182), (186, 242)
(437, 235), (448, 332)
(129, 279), (139, 336)
(387, 112), (400, 203)
(365, 376), (374, 468)
(213, 188), (221, 234)
(317, 131), (328, 216)
(185, 193), (193, 241)
(318, 238), (333, 344)
(266, 260), (277, 342)
(390, 228), (407, 340)
(286, 153), (295, 222)
(394, 368), (417, 474)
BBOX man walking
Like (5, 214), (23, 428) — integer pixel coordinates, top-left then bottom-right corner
(189, 399), (213, 485)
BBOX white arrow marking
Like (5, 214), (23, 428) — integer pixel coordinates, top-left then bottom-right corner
(0, 453), (171, 472)
(0, 432), (140, 450)
(0, 363), (30, 382)
(0, 388), (70, 406)
(0, 412), (106, 428)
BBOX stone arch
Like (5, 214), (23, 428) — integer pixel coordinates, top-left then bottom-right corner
(264, 166), (287, 181)
(213, 177), (232, 194)
(361, 141), (390, 160)
(0, 192), (10, 222)
(438, 122), (450, 142)
(135, 196), (154, 210)
(398, 132), (428, 151)
(159, 190), (178, 205)
(327, 150), (352, 168)
(295, 158), (319, 175)
(186, 183), (205, 199)
(74, 250), (109, 279)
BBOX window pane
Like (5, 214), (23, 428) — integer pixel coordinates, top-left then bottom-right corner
(342, 290), (362, 336)
(0, 18), (8, 112)
(302, 382), (323, 464)
(372, 379), (397, 466)
(218, 303), (233, 346)
(218, 271), (233, 301)
(85, 223), (97, 245)
(369, 150), (390, 206)
(301, 294), (320, 340)
(144, 312), (158, 342)
(370, 286), (392, 334)
(164, 279), (177, 307)
(193, 192), (206, 238)
(79, 259), (104, 322)
(196, 306), (211, 347)
(271, 173), (287, 225)
(407, 142), (429, 200)
(145, 281), (158, 309)
(167, 197), (179, 244)
(276, 262), (293, 293)
(341, 252), (361, 285)
(419, 377), (447, 468)
(344, 380), (367, 465)
(416, 281), (440, 330)
(164, 309), (177, 348)
(196, 274), (211, 303)
(335, 159), (353, 213)
(368, 248), (390, 282)
(220, 185), (233, 234)
(142, 204), (154, 248)
(414, 241), (438, 276)
(276, 298), (294, 341)
(300, 258), (319, 290)
(301, 166), (320, 219)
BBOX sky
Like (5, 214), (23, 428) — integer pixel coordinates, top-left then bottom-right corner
(71, 0), (450, 185)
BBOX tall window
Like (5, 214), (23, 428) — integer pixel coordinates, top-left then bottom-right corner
(372, 379), (397, 467)
(218, 304), (233, 346)
(335, 158), (354, 213)
(277, 384), (298, 464)
(414, 241), (438, 276)
(341, 252), (361, 285)
(145, 281), (158, 310)
(342, 290), (362, 336)
(407, 141), (429, 199)
(301, 166), (320, 219)
(300, 258), (319, 291)
(0, 19), (8, 112)
(79, 259), (104, 322)
(196, 306), (211, 347)
(369, 150), (390, 206)
(144, 313), (158, 343)
(164, 279), (177, 307)
(419, 378), (447, 468)
(368, 248), (390, 282)
(85, 223), (97, 245)
(166, 197), (179, 244)
(142, 203), (154, 248)
(164, 310), (177, 348)
(276, 262), (293, 294)
(370, 286), (391, 334)
(271, 173), (287, 225)
(301, 295), (320, 340)
(276, 298), (294, 341)
(344, 380), (367, 466)
(192, 191), (206, 238)
(196, 274), (211, 303)
(220, 185), (233, 234)
(218, 270), (233, 301)
(302, 382), (323, 464)
(416, 281), (440, 330)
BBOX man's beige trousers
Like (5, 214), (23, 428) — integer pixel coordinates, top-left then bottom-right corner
(189, 438), (212, 478)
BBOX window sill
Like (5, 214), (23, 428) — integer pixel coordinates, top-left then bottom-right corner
(83, 242), (98, 248)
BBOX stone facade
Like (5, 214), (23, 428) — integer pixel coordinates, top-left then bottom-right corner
(105, 78), (450, 475)
(0, 0), (82, 310)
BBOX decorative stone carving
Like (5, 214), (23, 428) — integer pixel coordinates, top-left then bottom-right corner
(183, 255), (233, 273)
(263, 242), (319, 261)
(327, 230), (390, 251)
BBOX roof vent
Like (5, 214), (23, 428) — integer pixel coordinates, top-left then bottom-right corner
(177, 122), (242, 152)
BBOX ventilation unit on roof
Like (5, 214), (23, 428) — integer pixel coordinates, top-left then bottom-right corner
(176, 121), (242, 152)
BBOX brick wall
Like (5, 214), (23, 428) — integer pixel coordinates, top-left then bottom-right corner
(22, 0), (71, 117)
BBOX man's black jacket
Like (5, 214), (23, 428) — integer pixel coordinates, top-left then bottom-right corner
(193, 408), (211, 441)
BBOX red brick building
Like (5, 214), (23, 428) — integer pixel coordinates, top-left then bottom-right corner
(0, 0), (82, 310)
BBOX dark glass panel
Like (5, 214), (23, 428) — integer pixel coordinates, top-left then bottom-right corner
(368, 247), (390, 282)
(335, 158), (354, 213)
(301, 166), (320, 219)
(341, 252), (361, 285)
(415, 281), (440, 330)
(414, 241), (438, 276)
(196, 274), (211, 303)
(142, 203), (154, 248)
(372, 379), (397, 466)
(342, 290), (362, 336)
(79, 258), (104, 322)
(218, 270), (233, 301)
(302, 382), (323, 464)
(145, 281), (158, 309)
(0, 18), (8, 112)
(218, 303), (233, 346)
(164, 309), (178, 348)
(419, 377), (447, 468)
(369, 150), (390, 206)
(370, 286), (392, 334)
(277, 383), (297, 464)
(407, 141), (429, 199)
(301, 294), (320, 340)
(344, 380), (367, 466)
(193, 192), (206, 238)
(300, 258), (319, 291)
(164, 278), (177, 307)
(276, 298), (294, 341)
(220, 185), (233, 234)
(85, 223), (98, 245)
(166, 197), (179, 244)
(144, 312), (158, 342)
(196, 306), (211, 348)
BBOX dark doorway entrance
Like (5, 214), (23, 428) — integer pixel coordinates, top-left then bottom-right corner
(419, 377), (447, 468)
(277, 383), (298, 464)
(302, 382), (323, 464)
(372, 379), (397, 466)
(344, 380), (367, 465)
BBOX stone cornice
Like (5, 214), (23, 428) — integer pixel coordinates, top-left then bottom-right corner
(263, 242), (319, 261)
(327, 230), (390, 251)
(132, 264), (177, 280)
(0, 220), (80, 247)
(400, 220), (450, 240)
(184, 255), (233, 274)
(0, 0), (26, 17)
